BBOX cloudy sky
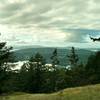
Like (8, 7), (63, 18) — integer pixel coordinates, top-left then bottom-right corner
(0, 0), (100, 48)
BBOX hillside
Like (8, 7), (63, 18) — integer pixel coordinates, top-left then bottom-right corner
(1, 84), (100, 100)
(14, 47), (94, 66)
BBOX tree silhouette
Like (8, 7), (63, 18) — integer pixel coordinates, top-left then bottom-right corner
(51, 49), (60, 91)
(18, 53), (46, 93)
(67, 47), (79, 68)
(90, 36), (100, 42)
(0, 41), (13, 94)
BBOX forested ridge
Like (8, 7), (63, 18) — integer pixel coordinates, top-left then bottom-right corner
(0, 41), (100, 94)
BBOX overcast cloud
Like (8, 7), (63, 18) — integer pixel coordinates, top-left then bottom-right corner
(0, 0), (100, 48)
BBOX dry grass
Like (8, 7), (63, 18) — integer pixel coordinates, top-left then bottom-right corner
(1, 84), (100, 100)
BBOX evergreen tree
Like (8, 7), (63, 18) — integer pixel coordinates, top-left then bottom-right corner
(85, 51), (100, 83)
(90, 36), (100, 42)
(67, 47), (79, 68)
(29, 53), (46, 93)
(51, 48), (60, 67)
(19, 53), (46, 93)
(51, 49), (60, 91)
(0, 41), (13, 94)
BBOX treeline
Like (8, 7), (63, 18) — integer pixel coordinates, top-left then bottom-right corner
(0, 42), (100, 94)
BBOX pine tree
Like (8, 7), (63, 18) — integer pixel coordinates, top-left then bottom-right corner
(21, 52), (46, 93)
(51, 48), (59, 68)
(90, 36), (100, 42)
(85, 51), (100, 83)
(0, 41), (13, 94)
(51, 48), (60, 91)
(29, 53), (46, 93)
(67, 47), (79, 68)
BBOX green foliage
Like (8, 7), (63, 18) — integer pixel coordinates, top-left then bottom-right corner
(0, 43), (100, 95)
(85, 51), (100, 84)
(0, 42), (13, 94)
(51, 48), (60, 66)
(50, 49), (60, 92)
(67, 47), (79, 68)
(18, 53), (47, 93)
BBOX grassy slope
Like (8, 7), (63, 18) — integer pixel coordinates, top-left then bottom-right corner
(1, 84), (100, 100)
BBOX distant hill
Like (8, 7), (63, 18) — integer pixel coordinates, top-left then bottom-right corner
(13, 47), (94, 66)
(1, 84), (100, 100)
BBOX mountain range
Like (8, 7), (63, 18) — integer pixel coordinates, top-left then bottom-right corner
(13, 47), (95, 66)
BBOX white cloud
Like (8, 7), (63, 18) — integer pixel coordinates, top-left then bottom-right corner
(0, 0), (100, 47)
